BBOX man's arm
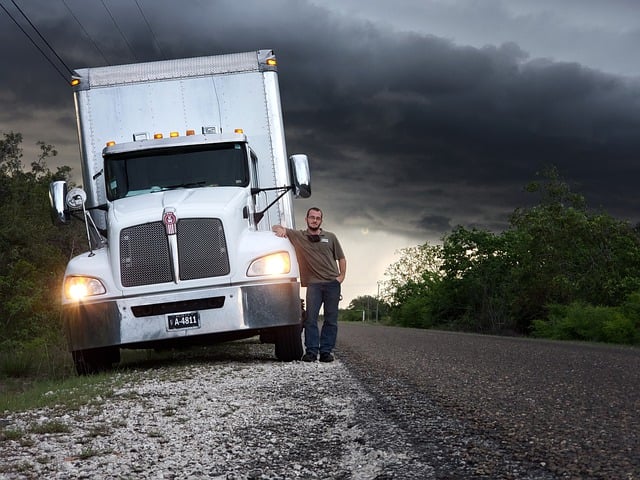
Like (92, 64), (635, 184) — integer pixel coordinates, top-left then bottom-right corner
(272, 225), (288, 238)
(337, 257), (347, 283)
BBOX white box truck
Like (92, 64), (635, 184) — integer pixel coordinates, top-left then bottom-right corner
(49, 49), (311, 374)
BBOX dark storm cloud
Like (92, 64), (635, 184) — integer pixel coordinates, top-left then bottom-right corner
(416, 214), (451, 232)
(2, 0), (640, 239)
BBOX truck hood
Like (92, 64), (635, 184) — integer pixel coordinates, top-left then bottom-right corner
(110, 187), (247, 225)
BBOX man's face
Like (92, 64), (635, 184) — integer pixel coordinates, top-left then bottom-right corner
(306, 210), (322, 232)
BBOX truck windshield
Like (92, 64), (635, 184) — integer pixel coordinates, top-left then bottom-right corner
(104, 142), (249, 200)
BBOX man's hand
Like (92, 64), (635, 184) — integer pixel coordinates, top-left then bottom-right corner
(336, 258), (347, 283)
(272, 225), (287, 238)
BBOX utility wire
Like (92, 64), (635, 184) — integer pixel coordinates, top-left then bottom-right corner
(10, 0), (74, 76)
(134, 0), (165, 59)
(61, 0), (110, 65)
(100, 0), (138, 62)
(0, 0), (71, 83)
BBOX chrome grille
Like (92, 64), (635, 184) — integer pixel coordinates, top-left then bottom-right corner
(120, 222), (172, 287)
(177, 219), (230, 280)
(120, 219), (230, 287)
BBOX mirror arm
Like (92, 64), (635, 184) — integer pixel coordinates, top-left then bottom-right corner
(252, 186), (292, 225)
(88, 203), (109, 212)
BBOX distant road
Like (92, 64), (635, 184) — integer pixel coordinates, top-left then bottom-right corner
(337, 322), (640, 479)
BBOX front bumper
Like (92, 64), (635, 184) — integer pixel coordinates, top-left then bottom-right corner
(63, 281), (300, 351)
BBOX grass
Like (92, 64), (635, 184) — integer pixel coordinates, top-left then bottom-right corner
(29, 419), (71, 434)
(78, 447), (111, 460)
(0, 373), (122, 413)
(0, 339), (268, 414)
(1, 427), (25, 441)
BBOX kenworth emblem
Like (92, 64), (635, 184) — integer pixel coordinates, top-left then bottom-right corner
(163, 209), (177, 235)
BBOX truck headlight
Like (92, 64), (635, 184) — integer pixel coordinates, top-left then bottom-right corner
(247, 252), (291, 276)
(64, 276), (107, 301)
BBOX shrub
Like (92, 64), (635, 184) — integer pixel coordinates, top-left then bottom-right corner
(531, 301), (639, 345)
(602, 315), (639, 345)
(0, 334), (72, 379)
(392, 295), (432, 329)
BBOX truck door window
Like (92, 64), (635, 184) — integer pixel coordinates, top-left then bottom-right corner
(104, 143), (249, 200)
(250, 151), (259, 190)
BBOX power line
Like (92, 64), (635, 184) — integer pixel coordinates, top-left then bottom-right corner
(134, 0), (165, 59)
(9, 0), (74, 76)
(99, 0), (138, 62)
(0, 0), (71, 83)
(60, 0), (110, 65)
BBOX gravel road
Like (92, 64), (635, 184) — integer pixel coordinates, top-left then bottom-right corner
(1, 324), (638, 479)
(1, 339), (433, 479)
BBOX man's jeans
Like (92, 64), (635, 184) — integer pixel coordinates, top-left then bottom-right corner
(304, 280), (341, 355)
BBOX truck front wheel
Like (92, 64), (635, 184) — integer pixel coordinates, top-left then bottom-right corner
(274, 324), (303, 361)
(72, 347), (120, 375)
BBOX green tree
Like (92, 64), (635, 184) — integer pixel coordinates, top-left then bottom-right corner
(439, 227), (516, 332)
(0, 132), (77, 376)
(383, 165), (640, 342)
(508, 166), (640, 329)
(346, 295), (390, 322)
(383, 242), (444, 328)
(383, 243), (442, 305)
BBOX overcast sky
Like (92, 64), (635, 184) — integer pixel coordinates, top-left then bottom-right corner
(1, 0), (640, 305)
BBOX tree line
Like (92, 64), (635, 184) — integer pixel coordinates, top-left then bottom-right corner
(346, 166), (640, 345)
(0, 132), (80, 377)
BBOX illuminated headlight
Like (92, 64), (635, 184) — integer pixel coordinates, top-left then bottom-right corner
(64, 276), (106, 301)
(247, 252), (291, 276)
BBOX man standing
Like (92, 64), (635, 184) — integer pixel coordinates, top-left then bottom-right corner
(272, 207), (346, 362)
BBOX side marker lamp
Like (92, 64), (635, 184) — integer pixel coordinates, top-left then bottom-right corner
(154, 133), (163, 139)
(106, 140), (116, 147)
(234, 128), (244, 134)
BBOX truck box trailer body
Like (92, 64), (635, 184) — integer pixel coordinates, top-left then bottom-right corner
(49, 50), (311, 374)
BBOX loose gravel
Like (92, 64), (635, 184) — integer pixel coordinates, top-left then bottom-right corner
(2, 327), (638, 480)
(1, 341), (434, 479)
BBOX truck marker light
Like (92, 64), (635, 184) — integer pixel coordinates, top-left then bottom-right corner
(186, 129), (196, 136)
(170, 131), (179, 138)
(154, 133), (163, 139)
(234, 128), (244, 134)
(106, 141), (116, 147)
(64, 276), (106, 301)
(266, 58), (277, 66)
(247, 252), (291, 276)
(70, 78), (80, 86)
(133, 132), (149, 141)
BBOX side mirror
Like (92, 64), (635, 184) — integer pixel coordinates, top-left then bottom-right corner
(66, 187), (87, 211)
(49, 181), (70, 225)
(49, 182), (88, 226)
(289, 154), (311, 199)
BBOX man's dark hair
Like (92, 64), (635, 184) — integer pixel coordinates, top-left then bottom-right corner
(306, 207), (323, 218)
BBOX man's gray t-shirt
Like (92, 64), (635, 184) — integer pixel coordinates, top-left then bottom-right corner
(285, 229), (345, 286)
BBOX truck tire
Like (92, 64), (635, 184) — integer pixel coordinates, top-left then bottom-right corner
(72, 347), (120, 375)
(274, 324), (303, 362)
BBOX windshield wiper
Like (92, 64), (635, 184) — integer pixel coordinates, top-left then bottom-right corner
(163, 181), (207, 190)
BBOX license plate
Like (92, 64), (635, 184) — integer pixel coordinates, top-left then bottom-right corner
(167, 311), (201, 330)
